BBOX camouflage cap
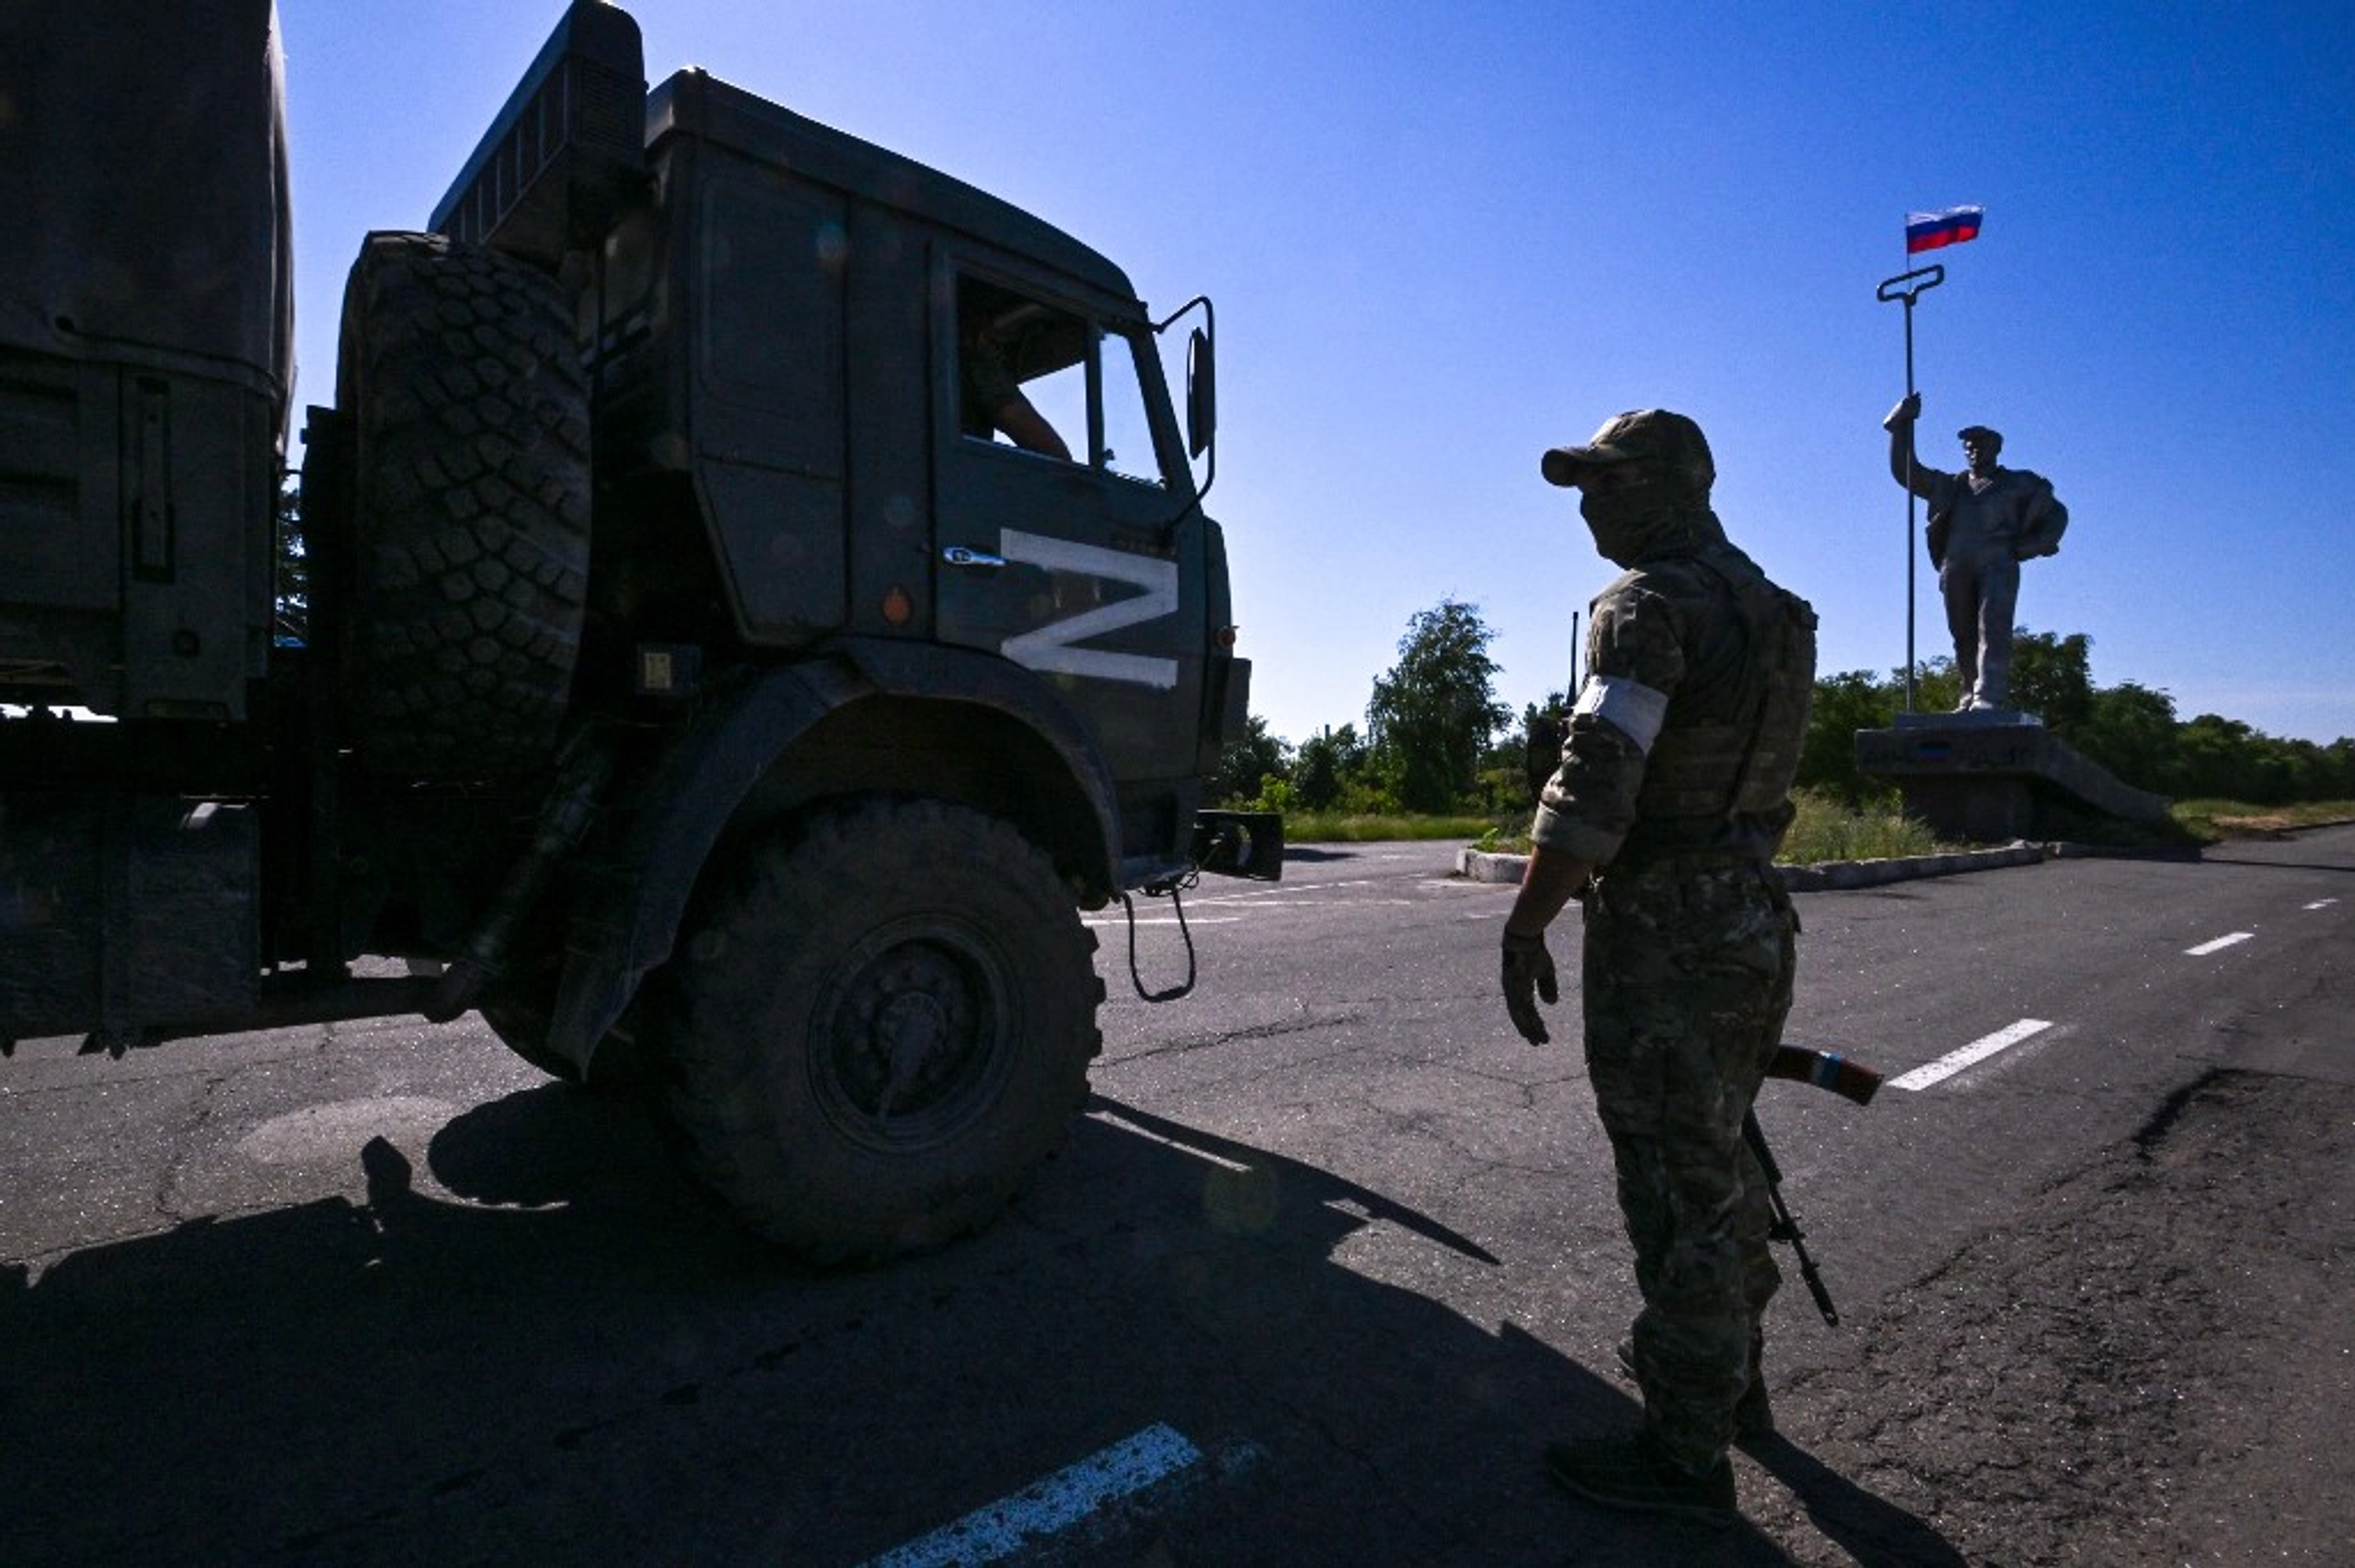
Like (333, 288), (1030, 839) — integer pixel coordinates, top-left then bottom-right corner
(1541, 408), (1716, 492)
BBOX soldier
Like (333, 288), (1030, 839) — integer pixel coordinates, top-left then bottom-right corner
(1884, 393), (2068, 711)
(1500, 408), (1816, 1518)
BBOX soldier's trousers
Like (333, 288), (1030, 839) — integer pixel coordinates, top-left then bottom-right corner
(1581, 860), (1797, 1473)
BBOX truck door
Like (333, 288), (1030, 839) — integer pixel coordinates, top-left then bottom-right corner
(933, 269), (1204, 789)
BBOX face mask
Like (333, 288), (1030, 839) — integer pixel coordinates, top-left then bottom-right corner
(1580, 484), (1682, 567)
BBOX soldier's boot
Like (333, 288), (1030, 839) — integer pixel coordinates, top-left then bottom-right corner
(1544, 1433), (1736, 1519)
(1613, 1339), (1775, 1441)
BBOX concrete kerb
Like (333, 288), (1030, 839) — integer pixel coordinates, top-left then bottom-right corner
(1454, 841), (2051, 889)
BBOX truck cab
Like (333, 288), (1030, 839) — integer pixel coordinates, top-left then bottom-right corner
(0, 0), (1276, 1261)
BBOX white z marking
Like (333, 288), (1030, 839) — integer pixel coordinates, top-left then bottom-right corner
(997, 529), (1180, 689)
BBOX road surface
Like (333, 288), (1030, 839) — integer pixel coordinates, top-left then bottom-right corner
(3, 828), (2349, 1564)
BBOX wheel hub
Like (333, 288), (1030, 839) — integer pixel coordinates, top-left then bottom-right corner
(872, 990), (951, 1113)
(822, 938), (1001, 1140)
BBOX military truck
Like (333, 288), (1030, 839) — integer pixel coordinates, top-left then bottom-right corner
(0, 1), (1278, 1259)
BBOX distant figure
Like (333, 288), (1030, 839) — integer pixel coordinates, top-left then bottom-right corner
(1884, 393), (2068, 712)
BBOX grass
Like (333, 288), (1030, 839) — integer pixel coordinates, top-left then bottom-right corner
(2170, 798), (2355, 840)
(1283, 793), (2355, 863)
(1779, 790), (1953, 864)
(1281, 811), (1498, 843)
(1455, 789), (1959, 864)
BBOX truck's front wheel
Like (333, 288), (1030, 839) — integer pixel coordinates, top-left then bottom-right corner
(662, 799), (1102, 1261)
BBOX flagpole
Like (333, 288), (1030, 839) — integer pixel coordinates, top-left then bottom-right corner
(1877, 260), (1946, 714)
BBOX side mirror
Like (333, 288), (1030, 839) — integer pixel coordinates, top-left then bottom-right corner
(1186, 326), (1216, 460)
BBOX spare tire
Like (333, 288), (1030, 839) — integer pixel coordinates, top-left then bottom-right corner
(335, 231), (590, 780)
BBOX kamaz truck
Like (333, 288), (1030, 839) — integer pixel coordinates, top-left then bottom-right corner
(0, 1), (1278, 1259)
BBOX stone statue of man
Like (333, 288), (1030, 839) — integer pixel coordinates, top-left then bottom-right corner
(1883, 394), (2068, 712)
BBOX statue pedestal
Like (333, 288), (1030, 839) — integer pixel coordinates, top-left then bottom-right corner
(1855, 712), (2170, 843)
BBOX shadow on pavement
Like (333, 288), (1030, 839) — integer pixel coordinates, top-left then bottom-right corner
(1741, 1435), (1968, 1566)
(0, 1082), (1951, 1564)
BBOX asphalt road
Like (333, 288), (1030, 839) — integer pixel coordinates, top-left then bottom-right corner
(3, 829), (2349, 1565)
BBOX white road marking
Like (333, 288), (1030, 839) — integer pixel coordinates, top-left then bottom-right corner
(862, 1423), (1205, 1567)
(1889, 1019), (2053, 1093)
(2185, 932), (2254, 956)
(1082, 916), (1242, 927)
(2306, 898), (2338, 910)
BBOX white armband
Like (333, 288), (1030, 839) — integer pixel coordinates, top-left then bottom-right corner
(1571, 673), (1670, 754)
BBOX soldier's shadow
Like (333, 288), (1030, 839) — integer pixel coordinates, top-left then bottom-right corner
(0, 1082), (1959, 1565)
(1739, 1435), (1969, 1566)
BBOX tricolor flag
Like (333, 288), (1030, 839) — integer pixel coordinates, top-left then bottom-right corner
(1906, 205), (1984, 254)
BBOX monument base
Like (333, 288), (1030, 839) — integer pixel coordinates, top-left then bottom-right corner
(1855, 714), (2170, 843)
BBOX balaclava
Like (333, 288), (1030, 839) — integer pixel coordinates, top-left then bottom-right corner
(1540, 408), (1729, 567)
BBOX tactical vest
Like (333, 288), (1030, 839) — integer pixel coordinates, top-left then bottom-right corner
(1633, 550), (1818, 818)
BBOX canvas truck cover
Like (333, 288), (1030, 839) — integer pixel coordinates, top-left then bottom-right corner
(0, 0), (293, 415)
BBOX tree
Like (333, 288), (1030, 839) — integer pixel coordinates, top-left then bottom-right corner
(1366, 600), (1511, 813)
(2005, 629), (2095, 734)
(274, 470), (308, 643)
(1796, 670), (1896, 806)
(1788, 624), (2355, 813)
(1209, 713), (1288, 806)
(2073, 681), (2178, 793)
(1292, 723), (1366, 810)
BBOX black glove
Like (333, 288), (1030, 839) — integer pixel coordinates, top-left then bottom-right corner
(1500, 929), (1558, 1046)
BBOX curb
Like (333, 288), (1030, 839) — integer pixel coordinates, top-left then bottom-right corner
(1455, 841), (2051, 890)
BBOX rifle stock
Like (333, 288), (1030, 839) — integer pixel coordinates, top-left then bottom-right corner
(1768, 1045), (1882, 1106)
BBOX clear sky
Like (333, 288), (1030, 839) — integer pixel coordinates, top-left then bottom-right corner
(277, 2), (2355, 748)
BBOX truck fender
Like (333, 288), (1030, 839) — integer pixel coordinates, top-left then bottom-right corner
(545, 640), (1123, 1068)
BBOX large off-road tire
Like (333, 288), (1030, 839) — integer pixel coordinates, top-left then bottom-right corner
(335, 231), (590, 780)
(662, 799), (1104, 1262)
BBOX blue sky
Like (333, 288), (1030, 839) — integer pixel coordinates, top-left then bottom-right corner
(278, 2), (2355, 747)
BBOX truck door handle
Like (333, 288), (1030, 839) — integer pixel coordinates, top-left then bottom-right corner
(941, 545), (1007, 570)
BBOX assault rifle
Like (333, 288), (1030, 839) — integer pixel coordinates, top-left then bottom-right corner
(1752, 1045), (1885, 1326)
(1765, 1044), (1882, 1106)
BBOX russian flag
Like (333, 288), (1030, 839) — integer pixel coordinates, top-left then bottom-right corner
(1906, 205), (1984, 253)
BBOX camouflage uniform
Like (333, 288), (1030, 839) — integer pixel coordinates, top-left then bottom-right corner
(1529, 409), (1816, 1479)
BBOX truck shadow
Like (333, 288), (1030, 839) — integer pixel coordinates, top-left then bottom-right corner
(0, 1084), (1955, 1565)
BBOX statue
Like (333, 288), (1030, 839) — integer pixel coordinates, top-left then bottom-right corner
(1883, 393), (2068, 713)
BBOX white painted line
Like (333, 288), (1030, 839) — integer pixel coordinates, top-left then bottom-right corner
(1889, 1019), (2052, 1093)
(863, 1423), (1205, 1567)
(1081, 915), (1243, 927)
(2185, 932), (2253, 956)
(2306, 898), (2338, 911)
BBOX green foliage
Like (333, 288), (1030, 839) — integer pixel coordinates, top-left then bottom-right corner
(2005, 629), (2095, 732)
(274, 470), (308, 641)
(1366, 599), (1512, 814)
(1210, 713), (1290, 805)
(1292, 723), (1368, 809)
(1228, 624), (2354, 840)
(1282, 811), (1496, 842)
(1795, 670), (1898, 806)
(1467, 789), (1956, 863)
(2170, 797), (2355, 840)
(2074, 681), (2179, 790)
(1780, 787), (1950, 863)
(1795, 626), (2355, 808)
